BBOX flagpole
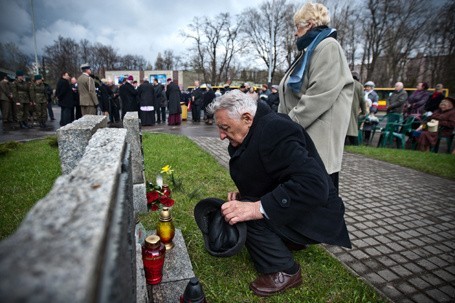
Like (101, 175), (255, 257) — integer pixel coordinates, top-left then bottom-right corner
(31, 0), (39, 75)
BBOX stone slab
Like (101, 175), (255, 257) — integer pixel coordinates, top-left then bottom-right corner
(133, 182), (148, 214)
(56, 115), (108, 174)
(123, 112), (144, 184)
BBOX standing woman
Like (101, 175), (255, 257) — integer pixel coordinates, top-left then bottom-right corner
(278, 2), (353, 191)
(166, 78), (182, 125)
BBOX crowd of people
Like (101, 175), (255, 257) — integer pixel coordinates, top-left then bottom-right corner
(0, 71), (55, 129)
(0, 62), (284, 132)
(348, 77), (454, 153)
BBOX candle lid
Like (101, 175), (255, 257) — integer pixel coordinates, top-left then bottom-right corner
(160, 207), (172, 221)
(145, 235), (161, 245)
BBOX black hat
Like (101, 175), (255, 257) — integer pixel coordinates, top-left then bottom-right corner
(194, 198), (246, 257)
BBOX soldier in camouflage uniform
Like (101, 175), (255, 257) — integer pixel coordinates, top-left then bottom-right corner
(0, 75), (14, 124)
(13, 70), (32, 128)
(30, 74), (48, 128)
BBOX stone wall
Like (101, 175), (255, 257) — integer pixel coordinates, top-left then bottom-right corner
(0, 128), (138, 302)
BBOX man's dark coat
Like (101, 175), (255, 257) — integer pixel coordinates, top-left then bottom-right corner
(228, 102), (351, 248)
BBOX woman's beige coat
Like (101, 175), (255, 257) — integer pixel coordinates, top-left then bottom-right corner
(278, 37), (353, 174)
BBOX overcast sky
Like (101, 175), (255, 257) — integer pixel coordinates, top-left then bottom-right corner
(0, 0), (266, 65)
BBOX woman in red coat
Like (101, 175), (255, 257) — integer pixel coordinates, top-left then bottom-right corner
(417, 97), (455, 152)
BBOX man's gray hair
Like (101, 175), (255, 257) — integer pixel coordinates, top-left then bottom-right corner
(207, 90), (257, 119)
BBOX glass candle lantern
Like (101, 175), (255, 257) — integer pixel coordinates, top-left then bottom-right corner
(156, 207), (175, 250)
(142, 235), (166, 285)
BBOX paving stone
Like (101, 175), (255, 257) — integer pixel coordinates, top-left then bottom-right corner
(390, 264), (413, 277)
(351, 230), (368, 239)
(364, 259), (383, 271)
(401, 250), (421, 261)
(403, 263), (426, 274)
(374, 244), (394, 254)
(412, 293), (433, 303)
(439, 285), (455, 297)
(337, 253), (356, 263)
(408, 277), (431, 289)
(408, 238), (426, 247)
(377, 256), (398, 267)
(365, 272), (387, 284)
(420, 273), (444, 287)
(433, 269), (455, 281)
(425, 288), (452, 302)
(349, 262), (369, 275)
(417, 259), (441, 271)
(380, 284), (404, 301)
(363, 238), (381, 246)
(352, 239), (369, 249)
(349, 250), (370, 260)
(377, 269), (400, 282)
(396, 282), (418, 295)
(364, 247), (382, 257)
(386, 242), (406, 252)
(375, 235), (392, 244)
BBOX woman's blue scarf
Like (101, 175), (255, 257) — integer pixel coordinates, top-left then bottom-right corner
(288, 26), (337, 93)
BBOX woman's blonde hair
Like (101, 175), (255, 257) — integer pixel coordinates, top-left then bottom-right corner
(294, 2), (330, 27)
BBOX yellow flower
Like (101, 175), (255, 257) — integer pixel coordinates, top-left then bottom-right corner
(160, 165), (174, 175)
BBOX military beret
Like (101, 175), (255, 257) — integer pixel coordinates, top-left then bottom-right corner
(16, 70), (24, 76)
(34, 74), (42, 81)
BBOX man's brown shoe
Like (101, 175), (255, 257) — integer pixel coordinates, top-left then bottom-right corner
(249, 265), (302, 297)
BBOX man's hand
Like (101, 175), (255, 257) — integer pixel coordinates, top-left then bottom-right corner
(221, 200), (263, 225)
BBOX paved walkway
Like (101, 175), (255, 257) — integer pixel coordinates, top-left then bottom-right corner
(1, 111), (454, 302)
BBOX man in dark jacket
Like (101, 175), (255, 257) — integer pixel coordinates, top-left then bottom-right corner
(203, 84), (216, 125)
(191, 80), (203, 122)
(119, 75), (138, 120)
(206, 90), (351, 297)
(386, 82), (408, 114)
(153, 78), (166, 123)
(55, 72), (75, 126)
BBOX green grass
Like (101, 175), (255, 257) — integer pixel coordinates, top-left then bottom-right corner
(345, 145), (455, 180)
(0, 137), (61, 239)
(0, 133), (388, 302)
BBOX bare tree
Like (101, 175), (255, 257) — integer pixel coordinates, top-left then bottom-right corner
(360, 0), (394, 81)
(421, 0), (455, 89)
(329, 1), (362, 70)
(43, 36), (80, 81)
(163, 50), (175, 70)
(379, 0), (430, 86)
(182, 13), (244, 84)
(0, 42), (30, 73)
(182, 16), (207, 81)
(92, 43), (118, 77)
(154, 52), (165, 70)
(242, 0), (295, 83)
